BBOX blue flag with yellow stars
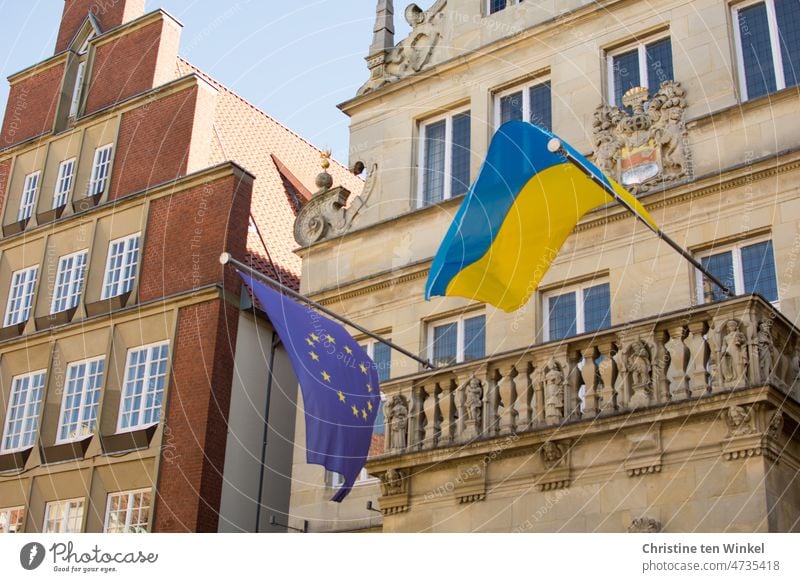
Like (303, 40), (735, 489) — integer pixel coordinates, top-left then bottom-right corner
(239, 272), (382, 502)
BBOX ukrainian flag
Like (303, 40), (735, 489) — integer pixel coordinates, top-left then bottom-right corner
(425, 121), (658, 313)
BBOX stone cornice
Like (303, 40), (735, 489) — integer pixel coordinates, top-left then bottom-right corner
(313, 265), (430, 306)
(91, 9), (183, 49)
(6, 52), (68, 85)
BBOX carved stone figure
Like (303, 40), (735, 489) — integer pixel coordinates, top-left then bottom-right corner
(726, 405), (753, 437)
(383, 468), (405, 495)
(544, 361), (565, 423)
(629, 341), (652, 388)
(720, 320), (748, 385)
(464, 376), (483, 425)
(358, 3), (444, 95)
(540, 441), (565, 468)
(387, 395), (408, 450)
(628, 517), (662, 533)
(591, 81), (690, 193)
(767, 410), (784, 439)
(757, 320), (776, 381)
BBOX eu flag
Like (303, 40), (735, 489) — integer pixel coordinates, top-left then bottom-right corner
(239, 272), (382, 502)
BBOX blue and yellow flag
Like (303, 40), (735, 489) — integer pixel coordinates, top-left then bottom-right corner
(425, 121), (657, 313)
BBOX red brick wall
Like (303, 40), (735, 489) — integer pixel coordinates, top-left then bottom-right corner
(83, 19), (164, 115)
(152, 298), (240, 532)
(0, 63), (65, 149)
(0, 159), (11, 219)
(55, 0), (146, 54)
(109, 85), (199, 201)
(138, 171), (252, 302)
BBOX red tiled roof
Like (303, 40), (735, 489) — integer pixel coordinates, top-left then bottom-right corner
(176, 58), (364, 290)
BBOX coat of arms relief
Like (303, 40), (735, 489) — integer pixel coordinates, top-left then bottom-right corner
(592, 81), (691, 193)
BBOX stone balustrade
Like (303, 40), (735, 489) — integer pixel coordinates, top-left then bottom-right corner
(378, 295), (800, 456)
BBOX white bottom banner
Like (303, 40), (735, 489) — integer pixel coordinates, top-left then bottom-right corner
(2, 534), (798, 581)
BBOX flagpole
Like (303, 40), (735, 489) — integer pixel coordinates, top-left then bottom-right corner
(546, 138), (735, 299)
(220, 252), (436, 370)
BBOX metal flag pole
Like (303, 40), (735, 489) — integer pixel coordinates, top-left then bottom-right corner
(220, 252), (435, 369)
(546, 138), (735, 299)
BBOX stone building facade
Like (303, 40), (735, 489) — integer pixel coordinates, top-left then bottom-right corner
(289, 0), (800, 532)
(0, 0), (361, 533)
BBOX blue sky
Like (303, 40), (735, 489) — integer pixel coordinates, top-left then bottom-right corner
(0, 1), (417, 163)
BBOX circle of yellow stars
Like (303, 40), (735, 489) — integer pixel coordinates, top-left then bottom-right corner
(305, 331), (376, 423)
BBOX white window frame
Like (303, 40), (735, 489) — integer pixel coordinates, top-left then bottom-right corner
(117, 341), (170, 433)
(88, 143), (113, 197)
(56, 356), (105, 444)
(486, 0), (524, 15)
(53, 158), (76, 209)
(0, 506), (25, 533)
(417, 107), (471, 208)
(4, 265), (39, 328)
(101, 233), (140, 300)
(732, 0), (790, 101)
(43, 498), (84, 533)
(50, 249), (88, 315)
(17, 171), (41, 223)
(542, 279), (612, 342)
(426, 312), (486, 365)
(493, 77), (551, 129)
(69, 61), (87, 118)
(104, 489), (151, 533)
(606, 33), (672, 105)
(695, 236), (779, 305)
(0, 370), (46, 453)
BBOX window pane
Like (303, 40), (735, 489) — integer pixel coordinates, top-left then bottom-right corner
(500, 91), (523, 124)
(463, 315), (486, 361)
(776, 0), (800, 88)
(372, 341), (391, 382)
(738, 3), (778, 99)
(422, 120), (446, 205)
(646, 38), (673, 95)
(490, 0), (507, 14)
(548, 292), (577, 341)
(741, 240), (778, 301)
(701, 251), (736, 302)
(612, 49), (640, 106)
(432, 322), (458, 367)
(529, 82), (552, 131)
(373, 401), (386, 436)
(450, 112), (471, 198)
(583, 283), (612, 333)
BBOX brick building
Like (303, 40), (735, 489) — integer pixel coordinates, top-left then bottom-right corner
(0, 0), (361, 533)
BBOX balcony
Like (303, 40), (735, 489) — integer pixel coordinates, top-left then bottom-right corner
(367, 295), (800, 528)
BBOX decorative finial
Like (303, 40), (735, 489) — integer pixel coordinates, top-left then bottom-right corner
(369, 0), (395, 56)
(316, 149), (333, 191)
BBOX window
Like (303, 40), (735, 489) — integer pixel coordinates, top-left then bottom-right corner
(733, 0), (800, 101)
(51, 250), (88, 314)
(0, 507), (24, 533)
(1, 371), (46, 453)
(496, 80), (552, 130)
(56, 357), (105, 444)
(418, 110), (471, 206)
(101, 234), (140, 300)
(69, 61), (86, 118)
(4, 265), (38, 327)
(608, 37), (673, 106)
(53, 158), (76, 209)
(88, 144), (113, 196)
(487, 0), (523, 14)
(17, 171), (40, 223)
(697, 239), (778, 303)
(428, 314), (486, 367)
(361, 340), (392, 383)
(118, 342), (170, 432)
(104, 489), (151, 533)
(43, 499), (84, 533)
(544, 282), (611, 342)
